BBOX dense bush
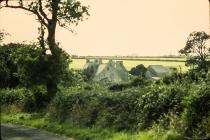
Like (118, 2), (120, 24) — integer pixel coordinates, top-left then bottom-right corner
(182, 83), (210, 139)
(0, 44), (20, 87)
(1, 50), (209, 139)
(108, 83), (130, 91)
(49, 87), (141, 129)
(0, 87), (35, 112)
(0, 86), (49, 112)
(129, 64), (147, 76)
(47, 72), (210, 140)
(49, 80), (189, 130)
(109, 77), (150, 91)
(0, 88), (28, 105)
(0, 43), (76, 108)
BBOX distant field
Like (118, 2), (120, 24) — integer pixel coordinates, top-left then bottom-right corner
(70, 58), (189, 72)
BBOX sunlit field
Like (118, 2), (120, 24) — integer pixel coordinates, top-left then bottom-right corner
(70, 58), (189, 71)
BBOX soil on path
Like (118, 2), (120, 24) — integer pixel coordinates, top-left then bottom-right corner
(1, 123), (73, 140)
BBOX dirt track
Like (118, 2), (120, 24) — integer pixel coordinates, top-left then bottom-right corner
(1, 123), (73, 140)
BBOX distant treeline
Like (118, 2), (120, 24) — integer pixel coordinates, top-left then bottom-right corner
(71, 55), (187, 62)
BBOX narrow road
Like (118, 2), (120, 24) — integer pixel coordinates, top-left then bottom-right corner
(1, 123), (73, 140)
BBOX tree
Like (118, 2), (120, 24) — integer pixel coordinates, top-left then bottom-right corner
(130, 64), (147, 77)
(179, 31), (210, 71)
(0, 31), (4, 43)
(0, 29), (9, 44)
(0, 43), (48, 88)
(1, 0), (89, 56)
(0, 0), (89, 96)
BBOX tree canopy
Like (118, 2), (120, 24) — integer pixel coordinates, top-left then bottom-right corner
(0, 0), (89, 97)
(179, 31), (210, 71)
(0, 31), (4, 43)
(0, 0), (89, 56)
(0, 30), (9, 43)
(130, 64), (147, 77)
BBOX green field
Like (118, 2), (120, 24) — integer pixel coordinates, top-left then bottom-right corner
(70, 58), (189, 72)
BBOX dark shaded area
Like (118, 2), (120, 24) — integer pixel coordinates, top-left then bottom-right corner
(129, 64), (147, 76)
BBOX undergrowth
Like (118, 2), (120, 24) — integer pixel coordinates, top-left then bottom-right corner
(1, 113), (180, 140)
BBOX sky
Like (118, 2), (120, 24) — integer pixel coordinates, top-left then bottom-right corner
(0, 0), (209, 56)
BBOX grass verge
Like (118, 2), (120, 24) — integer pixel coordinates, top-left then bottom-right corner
(1, 113), (180, 140)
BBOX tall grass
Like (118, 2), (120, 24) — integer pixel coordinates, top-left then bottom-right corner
(1, 113), (180, 140)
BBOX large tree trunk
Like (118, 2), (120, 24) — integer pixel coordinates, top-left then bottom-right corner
(46, 21), (60, 98)
(47, 22), (60, 57)
(46, 80), (57, 101)
(45, 0), (61, 100)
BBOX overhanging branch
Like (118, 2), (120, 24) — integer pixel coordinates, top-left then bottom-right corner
(38, 0), (50, 22)
(2, 5), (48, 27)
(57, 19), (74, 33)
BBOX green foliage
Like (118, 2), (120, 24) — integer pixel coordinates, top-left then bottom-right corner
(109, 77), (150, 91)
(49, 81), (187, 130)
(1, 0), (90, 99)
(9, 43), (48, 86)
(60, 69), (84, 87)
(137, 83), (186, 129)
(57, 0), (89, 26)
(0, 31), (4, 43)
(2, 0), (89, 56)
(1, 57), (209, 139)
(0, 29), (9, 44)
(130, 64), (147, 76)
(130, 76), (150, 87)
(179, 31), (210, 71)
(0, 88), (27, 105)
(182, 83), (210, 139)
(108, 83), (130, 91)
(0, 87), (36, 112)
(0, 86), (49, 112)
(47, 72), (210, 139)
(1, 113), (182, 140)
(82, 64), (96, 80)
(0, 43), (47, 87)
(0, 43), (80, 111)
(0, 43), (72, 96)
(0, 43), (20, 87)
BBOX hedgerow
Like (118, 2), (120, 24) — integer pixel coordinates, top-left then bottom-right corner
(1, 72), (210, 139)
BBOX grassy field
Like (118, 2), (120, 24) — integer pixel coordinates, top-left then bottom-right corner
(70, 58), (189, 72)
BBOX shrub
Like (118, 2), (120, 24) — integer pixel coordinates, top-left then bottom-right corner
(109, 77), (150, 91)
(182, 83), (210, 139)
(129, 64), (147, 76)
(135, 83), (187, 129)
(3, 68), (209, 139)
(130, 77), (149, 87)
(49, 81), (189, 130)
(96, 89), (142, 130)
(49, 87), (103, 126)
(0, 86), (49, 112)
(0, 88), (28, 105)
(108, 83), (130, 91)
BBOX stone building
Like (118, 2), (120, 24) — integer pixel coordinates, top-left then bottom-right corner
(83, 59), (129, 83)
(145, 65), (172, 80)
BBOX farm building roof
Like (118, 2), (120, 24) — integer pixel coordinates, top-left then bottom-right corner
(149, 65), (171, 74)
(83, 59), (129, 83)
(95, 64), (107, 75)
(146, 65), (172, 79)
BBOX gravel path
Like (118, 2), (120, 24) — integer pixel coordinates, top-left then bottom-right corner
(1, 123), (73, 140)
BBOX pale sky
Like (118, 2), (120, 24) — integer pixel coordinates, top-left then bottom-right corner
(0, 0), (209, 56)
